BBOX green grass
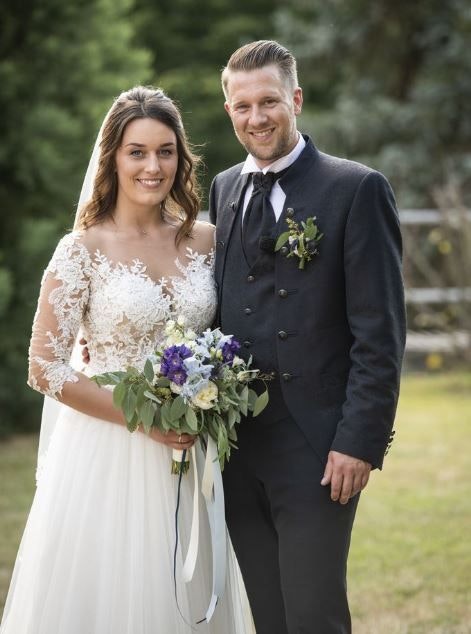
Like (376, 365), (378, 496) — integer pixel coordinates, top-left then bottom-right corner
(349, 372), (471, 633)
(1, 373), (470, 631)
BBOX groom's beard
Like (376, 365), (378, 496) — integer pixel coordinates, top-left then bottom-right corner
(235, 124), (296, 165)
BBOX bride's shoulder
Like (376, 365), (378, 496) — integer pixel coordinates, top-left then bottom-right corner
(52, 225), (105, 261)
(189, 220), (215, 256)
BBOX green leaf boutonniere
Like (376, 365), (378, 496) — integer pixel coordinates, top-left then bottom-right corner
(275, 216), (324, 269)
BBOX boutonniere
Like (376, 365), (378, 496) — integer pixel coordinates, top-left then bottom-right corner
(275, 216), (324, 269)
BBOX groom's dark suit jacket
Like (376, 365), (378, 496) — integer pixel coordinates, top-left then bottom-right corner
(209, 137), (406, 469)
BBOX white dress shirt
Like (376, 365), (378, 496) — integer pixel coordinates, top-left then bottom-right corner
(240, 133), (306, 221)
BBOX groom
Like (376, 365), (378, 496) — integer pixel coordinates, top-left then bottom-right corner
(209, 40), (406, 633)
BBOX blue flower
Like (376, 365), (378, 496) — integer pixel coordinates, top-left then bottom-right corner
(183, 356), (213, 381)
(160, 344), (193, 385)
(220, 338), (241, 363)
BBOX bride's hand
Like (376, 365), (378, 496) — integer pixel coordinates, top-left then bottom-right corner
(146, 427), (196, 450)
(79, 337), (90, 364)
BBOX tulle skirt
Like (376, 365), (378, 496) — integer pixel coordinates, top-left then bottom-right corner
(0, 404), (253, 633)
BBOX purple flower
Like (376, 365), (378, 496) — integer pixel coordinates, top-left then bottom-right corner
(221, 338), (241, 364)
(160, 345), (193, 385)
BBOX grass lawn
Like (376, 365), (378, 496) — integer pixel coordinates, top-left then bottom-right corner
(1, 372), (470, 631)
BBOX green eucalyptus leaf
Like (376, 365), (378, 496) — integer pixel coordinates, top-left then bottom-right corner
(92, 372), (117, 386)
(252, 389), (269, 417)
(161, 401), (172, 430)
(208, 415), (219, 441)
(240, 385), (249, 416)
(298, 233), (305, 253)
(144, 358), (154, 383)
(217, 421), (228, 461)
(140, 400), (156, 432)
(170, 395), (187, 422)
(185, 407), (198, 432)
(227, 408), (236, 429)
(123, 387), (138, 423)
(143, 390), (161, 403)
(112, 381), (127, 408)
(275, 231), (290, 251)
(127, 412), (139, 433)
(247, 388), (257, 410)
(305, 225), (316, 239)
(136, 385), (148, 410)
(155, 377), (171, 388)
(109, 371), (128, 382)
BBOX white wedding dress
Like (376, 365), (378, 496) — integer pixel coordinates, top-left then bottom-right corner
(0, 231), (254, 634)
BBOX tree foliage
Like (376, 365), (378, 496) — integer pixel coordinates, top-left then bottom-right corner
(275, 0), (471, 206)
(0, 0), (150, 434)
(130, 0), (279, 200)
(0, 0), (467, 435)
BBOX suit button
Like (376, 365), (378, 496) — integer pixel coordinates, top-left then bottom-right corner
(286, 208), (294, 217)
(243, 340), (252, 348)
(244, 308), (252, 315)
(282, 373), (292, 382)
(280, 246), (289, 256)
(216, 240), (225, 248)
(278, 289), (288, 298)
(247, 275), (255, 282)
(278, 330), (288, 340)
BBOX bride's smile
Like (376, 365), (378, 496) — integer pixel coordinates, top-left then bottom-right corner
(115, 117), (178, 212)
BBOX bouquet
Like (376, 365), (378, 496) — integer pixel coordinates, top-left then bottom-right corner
(92, 317), (269, 473)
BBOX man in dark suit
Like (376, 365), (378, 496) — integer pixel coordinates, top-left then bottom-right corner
(209, 40), (406, 634)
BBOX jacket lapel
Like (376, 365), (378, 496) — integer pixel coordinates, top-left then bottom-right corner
(214, 172), (250, 296)
(277, 137), (321, 226)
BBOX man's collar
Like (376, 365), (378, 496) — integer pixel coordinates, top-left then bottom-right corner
(240, 133), (306, 175)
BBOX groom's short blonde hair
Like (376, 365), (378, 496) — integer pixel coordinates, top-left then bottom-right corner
(221, 40), (299, 98)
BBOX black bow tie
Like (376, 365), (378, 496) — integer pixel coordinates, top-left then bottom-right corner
(242, 169), (289, 265)
(252, 171), (279, 195)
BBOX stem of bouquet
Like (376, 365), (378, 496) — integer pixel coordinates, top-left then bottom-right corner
(172, 447), (194, 628)
(171, 448), (190, 474)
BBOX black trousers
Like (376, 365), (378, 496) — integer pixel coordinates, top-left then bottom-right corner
(223, 409), (359, 634)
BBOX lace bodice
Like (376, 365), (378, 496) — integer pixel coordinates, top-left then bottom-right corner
(28, 231), (217, 398)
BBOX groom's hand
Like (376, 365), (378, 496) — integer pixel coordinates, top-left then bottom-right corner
(321, 451), (371, 505)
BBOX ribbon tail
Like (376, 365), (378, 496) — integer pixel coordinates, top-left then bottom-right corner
(199, 436), (227, 623)
(182, 445), (199, 583)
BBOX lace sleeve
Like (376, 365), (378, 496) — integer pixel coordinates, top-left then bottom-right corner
(28, 232), (92, 399)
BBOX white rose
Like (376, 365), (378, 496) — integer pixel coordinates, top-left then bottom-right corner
(191, 381), (218, 410)
(165, 319), (176, 333)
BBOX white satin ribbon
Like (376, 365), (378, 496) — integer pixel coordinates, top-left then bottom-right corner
(201, 436), (227, 621)
(182, 445), (199, 582)
(182, 437), (227, 623)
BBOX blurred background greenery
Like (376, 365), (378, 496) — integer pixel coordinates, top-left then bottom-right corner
(0, 0), (470, 435)
(0, 2), (470, 630)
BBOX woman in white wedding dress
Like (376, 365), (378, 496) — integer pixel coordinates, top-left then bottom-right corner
(0, 86), (253, 633)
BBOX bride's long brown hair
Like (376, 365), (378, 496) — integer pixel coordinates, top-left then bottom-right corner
(76, 86), (201, 244)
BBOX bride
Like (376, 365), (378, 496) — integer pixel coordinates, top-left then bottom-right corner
(0, 86), (253, 633)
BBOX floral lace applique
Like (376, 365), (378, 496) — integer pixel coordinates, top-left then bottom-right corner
(28, 235), (217, 399)
(28, 232), (92, 398)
